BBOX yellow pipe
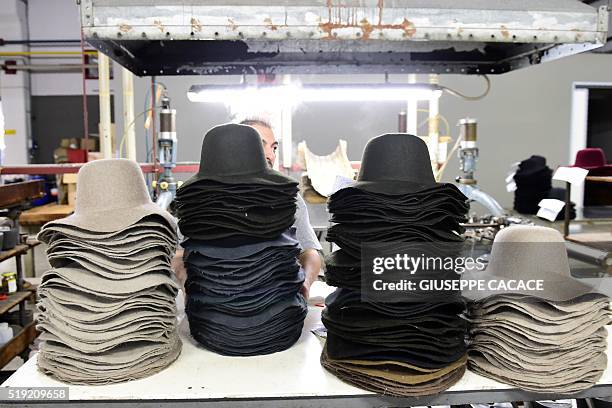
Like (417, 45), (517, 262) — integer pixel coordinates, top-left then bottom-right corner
(0, 51), (97, 56)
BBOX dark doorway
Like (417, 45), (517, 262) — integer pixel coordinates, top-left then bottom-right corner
(587, 88), (612, 161)
(30, 95), (114, 164)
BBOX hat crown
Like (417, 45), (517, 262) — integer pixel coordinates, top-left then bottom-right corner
(357, 134), (435, 184)
(198, 124), (268, 176)
(74, 159), (151, 214)
(486, 226), (570, 279)
(518, 155), (547, 171)
(574, 148), (607, 168)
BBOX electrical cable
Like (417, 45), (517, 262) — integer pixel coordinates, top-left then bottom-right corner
(439, 75), (491, 101)
(118, 106), (162, 158)
(415, 109), (450, 137)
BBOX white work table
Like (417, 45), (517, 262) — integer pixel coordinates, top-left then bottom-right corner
(2, 305), (612, 407)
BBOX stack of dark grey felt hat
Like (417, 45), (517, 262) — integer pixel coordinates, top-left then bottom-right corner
(172, 123), (307, 356)
(36, 159), (182, 385)
(321, 134), (471, 396)
(464, 225), (610, 394)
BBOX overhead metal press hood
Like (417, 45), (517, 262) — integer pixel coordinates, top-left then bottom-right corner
(79, 0), (609, 76)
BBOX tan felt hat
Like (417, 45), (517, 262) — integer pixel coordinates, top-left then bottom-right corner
(42, 159), (176, 233)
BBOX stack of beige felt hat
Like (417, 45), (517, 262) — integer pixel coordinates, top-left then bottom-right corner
(464, 226), (610, 394)
(36, 159), (182, 385)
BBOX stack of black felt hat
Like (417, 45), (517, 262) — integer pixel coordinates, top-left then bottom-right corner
(321, 134), (470, 397)
(512, 155), (575, 219)
(513, 155), (553, 214)
(172, 124), (307, 356)
(547, 187), (576, 221)
(173, 125), (298, 246)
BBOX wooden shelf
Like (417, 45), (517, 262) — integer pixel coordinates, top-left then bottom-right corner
(0, 291), (32, 316)
(0, 322), (38, 369)
(586, 176), (612, 183)
(19, 203), (74, 226)
(0, 180), (44, 209)
(0, 242), (40, 263)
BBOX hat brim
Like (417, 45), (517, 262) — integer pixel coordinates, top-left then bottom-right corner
(461, 269), (601, 302)
(345, 180), (439, 195)
(180, 167), (297, 190)
(44, 203), (176, 234)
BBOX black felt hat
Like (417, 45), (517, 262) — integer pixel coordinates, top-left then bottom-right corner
(351, 134), (437, 195)
(180, 123), (297, 189)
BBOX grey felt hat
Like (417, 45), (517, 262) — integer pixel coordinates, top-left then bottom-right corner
(42, 159), (176, 233)
(347, 134), (439, 195)
(463, 226), (601, 301)
(180, 123), (297, 189)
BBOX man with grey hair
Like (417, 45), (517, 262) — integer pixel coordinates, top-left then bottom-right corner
(239, 118), (323, 299)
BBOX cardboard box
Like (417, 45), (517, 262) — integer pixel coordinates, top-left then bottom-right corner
(66, 184), (77, 206)
(62, 174), (77, 184)
(53, 147), (68, 163)
(80, 137), (99, 151)
(60, 138), (79, 149)
(62, 174), (78, 206)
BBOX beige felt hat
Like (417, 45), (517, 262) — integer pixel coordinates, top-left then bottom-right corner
(463, 226), (602, 301)
(42, 159), (176, 233)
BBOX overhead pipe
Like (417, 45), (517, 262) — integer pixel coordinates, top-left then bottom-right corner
(98, 52), (113, 159)
(1, 64), (96, 72)
(428, 74), (440, 167)
(280, 74), (293, 170)
(122, 67), (137, 161)
(1, 39), (81, 45)
(406, 74), (418, 135)
(0, 51), (97, 56)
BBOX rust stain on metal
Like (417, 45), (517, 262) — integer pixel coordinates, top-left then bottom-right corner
(228, 18), (238, 31)
(153, 20), (165, 33)
(318, 16), (416, 40)
(264, 17), (278, 31)
(119, 23), (132, 33)
(399, 18), (417, 38)
(500, 25), (510, 39)
(191, 17), (202, 32)
(360, 18), (373, 40)
(319, 1), (415, 40)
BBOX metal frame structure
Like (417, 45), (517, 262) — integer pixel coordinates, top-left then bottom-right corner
(79, 0), (609, 76)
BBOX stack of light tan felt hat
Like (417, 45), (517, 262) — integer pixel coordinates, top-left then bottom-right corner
(36, 159), (182, 385)
(298, 140), (355, 203)
(463, 225), (610, 394)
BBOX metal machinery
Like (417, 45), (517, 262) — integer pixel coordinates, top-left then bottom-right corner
(152, 95), (179, 210)
(456, 118), (505, 217)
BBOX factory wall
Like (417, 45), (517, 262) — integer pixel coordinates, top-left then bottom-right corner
(2, 0), (612, 211)
(0, 0), (30, 165)
(129, 53), (612, 210)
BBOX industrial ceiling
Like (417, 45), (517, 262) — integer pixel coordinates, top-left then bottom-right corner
(79, 0), (609, 76)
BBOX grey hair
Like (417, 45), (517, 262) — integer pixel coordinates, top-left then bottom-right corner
(239, 117), (273, 130)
